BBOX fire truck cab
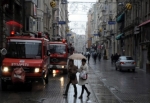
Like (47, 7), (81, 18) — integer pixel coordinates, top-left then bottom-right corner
(49, 39), (68, 74)
(0, 32), (50, 90)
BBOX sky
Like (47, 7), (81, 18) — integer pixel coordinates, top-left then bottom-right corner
(68, 0), (97, 35)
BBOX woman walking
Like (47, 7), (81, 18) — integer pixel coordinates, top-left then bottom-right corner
(78, 58), (91, 99)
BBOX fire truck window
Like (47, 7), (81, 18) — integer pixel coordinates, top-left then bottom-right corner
(50, 45), (66, 54)
(6, 41), (42, 59)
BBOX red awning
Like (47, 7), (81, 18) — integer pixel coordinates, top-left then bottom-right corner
(6, 21), (23, 28)
(138, 19), (150, 27)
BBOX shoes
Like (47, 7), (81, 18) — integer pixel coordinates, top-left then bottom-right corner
(78, 96), (82, 99)
(87, 92), (91, 97)
(73, 94), (77, 98)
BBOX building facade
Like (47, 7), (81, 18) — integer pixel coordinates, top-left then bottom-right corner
(115, 0), (150, 71)
(89, 0), (117, 59)
(51, 0), (69, 40)
(0, 0), (25, 48)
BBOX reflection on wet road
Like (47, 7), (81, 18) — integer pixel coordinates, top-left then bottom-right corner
(0, 71), (66, 103)
(0, 60), (98, 103)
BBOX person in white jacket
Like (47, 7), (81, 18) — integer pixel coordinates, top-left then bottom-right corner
(78, 58), (91, 99)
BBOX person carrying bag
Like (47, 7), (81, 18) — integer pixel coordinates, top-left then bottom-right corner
(63, 59), (78, 98)
(79, 69), (87, 80)
(78, 58), (90, 99)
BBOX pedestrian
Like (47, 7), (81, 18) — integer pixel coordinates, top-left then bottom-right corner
(63, 59), (78, 98)
(111, 54), (114, 64)
(69, 43), (74, 55)
(114, 53), (118, 63)
(93, 51), (97, 64)
(87, 52), (90, 63)
(78, 58), (91, 99)
(98, 52), (101, 61)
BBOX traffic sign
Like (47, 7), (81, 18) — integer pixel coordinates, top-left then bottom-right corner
(67, 34), (71, 36)
(108, 21), (116, 25)
(94, 34), (99, 36)
(58, 21), (66, 24)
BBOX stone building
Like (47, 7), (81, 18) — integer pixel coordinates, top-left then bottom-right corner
(0, 0), (25, 48)
(116, 0), (150, 71)
(51, 0), (69, 40)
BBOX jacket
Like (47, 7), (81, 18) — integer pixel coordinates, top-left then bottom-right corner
(67, 64), (78, 85)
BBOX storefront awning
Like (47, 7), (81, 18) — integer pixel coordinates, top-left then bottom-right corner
(116, 33), (123, 40)
(138, 19), (150, 27)
(116, 13), (125, 23)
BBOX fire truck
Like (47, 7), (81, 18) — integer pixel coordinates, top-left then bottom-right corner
(0, 32), (50, 90)
(49, 39), (68, 74)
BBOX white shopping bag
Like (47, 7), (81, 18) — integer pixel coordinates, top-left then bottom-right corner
(79, 71), (87, 80)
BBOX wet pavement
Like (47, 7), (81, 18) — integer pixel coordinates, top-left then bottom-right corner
(88, 57), (150, 103)
(0, 58), (150, 103)
(66, 60), (120, 103)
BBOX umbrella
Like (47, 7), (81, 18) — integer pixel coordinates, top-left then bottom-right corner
(6, 21), (23, 28)
(68, 53), (86, 60)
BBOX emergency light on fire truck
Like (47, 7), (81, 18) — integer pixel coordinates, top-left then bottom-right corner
(10, 30), (15, 35)
(10, 31), (49, 40)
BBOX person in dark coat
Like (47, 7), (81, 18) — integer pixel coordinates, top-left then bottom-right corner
(114, 53), (119, 63)
(93, 51), (97, 64)
(98, 52), (101, 61)
(87, 52), (90, 63)
(111, 54), (114, 64)
(63, 59), (78, 97)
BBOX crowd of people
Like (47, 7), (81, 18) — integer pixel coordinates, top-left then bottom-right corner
(82, 51), (121, 65)
(82, 51), (101, 64)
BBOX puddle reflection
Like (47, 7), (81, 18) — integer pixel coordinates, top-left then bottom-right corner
(60, 77), (64, 86)
(64, 97), (77, 103)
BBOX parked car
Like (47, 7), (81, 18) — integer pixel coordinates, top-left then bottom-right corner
(115, 56), (136, 72)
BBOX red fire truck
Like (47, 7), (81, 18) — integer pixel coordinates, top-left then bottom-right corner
(0, 32), (50, 90)
(49, 39), (68, 74)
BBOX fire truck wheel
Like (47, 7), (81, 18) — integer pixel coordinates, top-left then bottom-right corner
(1, 80), (7, 91)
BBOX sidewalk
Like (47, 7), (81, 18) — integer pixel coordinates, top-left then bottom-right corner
(87, 58), (120, 103)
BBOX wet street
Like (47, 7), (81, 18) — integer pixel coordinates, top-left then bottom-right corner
(0, 58), (150, 103)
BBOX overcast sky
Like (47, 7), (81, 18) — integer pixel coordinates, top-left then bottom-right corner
(68, 0), (97, 34)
